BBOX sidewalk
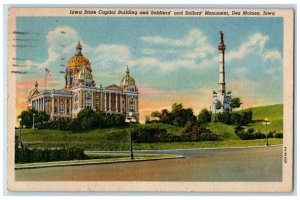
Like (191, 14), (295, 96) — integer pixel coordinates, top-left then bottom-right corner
(15, 155), (184, 170)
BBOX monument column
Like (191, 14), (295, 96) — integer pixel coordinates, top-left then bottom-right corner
(218, 31), (226, 94)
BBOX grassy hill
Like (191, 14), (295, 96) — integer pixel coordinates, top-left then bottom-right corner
(19, 104), (283, 150)
(242, 104), (283, 132)
(206, 104), (283, 139)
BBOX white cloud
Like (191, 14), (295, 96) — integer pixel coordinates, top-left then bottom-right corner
(262, 50), (282, 62)
(93, 44), (132, 65)
(137, 29), (216, 71)
(226, 33), (282, 64)
(141, 29), (211, 48)
(133, 54), (219, 73)
(23, 26), (89, 70)
(232, 67), (248, 78)
(141, 48), (180, 55)
(141, 29), (214, 59)
(227, 33), (269, 61)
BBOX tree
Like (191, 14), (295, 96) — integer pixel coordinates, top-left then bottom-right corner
(178, 108), (197, 127)
(151, 103), (197, 127)
(145, 116), (151, 123)
(96, 111), (107, 128)
(230, 97), (242, 111)
(151, 111), (161, 120)
(184, 121), (193, 133)
(171, 103), (183, 116)
(76, 109), (98, 130)
(17, 109), (38, 127)
(36, 111), (50, 125)
(160, 109), (172, 124)
(198, 108), (212, 123)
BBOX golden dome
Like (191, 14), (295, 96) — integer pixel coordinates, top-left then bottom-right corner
(67, 41), (91, 70)
(77, 66), (93, 80)
(120, 66), (136, 87)
(67, 55), (91, 69)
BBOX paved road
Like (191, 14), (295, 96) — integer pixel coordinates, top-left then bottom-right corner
(15, 145), (282, 182)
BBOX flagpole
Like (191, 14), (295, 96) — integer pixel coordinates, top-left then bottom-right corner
(45, 68), (47, 90)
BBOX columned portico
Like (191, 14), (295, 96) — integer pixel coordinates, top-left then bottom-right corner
(109, 92), (111, 112)
(51, 96), (54, 115)
(100, 92), (103, 111)
(104, 92), (107, 111)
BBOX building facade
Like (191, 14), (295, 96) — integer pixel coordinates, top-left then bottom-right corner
(211, 31), (231, 113)
(27, 42), (139, 122)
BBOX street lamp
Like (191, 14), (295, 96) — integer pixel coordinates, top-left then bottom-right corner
(32, 113), (36, 129)
(262, 118), (271, 146)
(18, 118), (23, 148)
(125, 112), (136, 160)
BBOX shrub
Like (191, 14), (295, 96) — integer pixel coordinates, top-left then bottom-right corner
(235, 127), (277, 140)
(132, 127), (171, 143)
(198, 108), (212, 123)
(49, 119), (69, 130)
(15, 147), (87, 163)
(181, 126), (217, 142)
(275, 133), (283, 138)
(216, 110), (252, 126)
(17, 109), (50, 128)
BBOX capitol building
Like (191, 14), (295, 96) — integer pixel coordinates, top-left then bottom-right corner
(27, 41), (139, 122)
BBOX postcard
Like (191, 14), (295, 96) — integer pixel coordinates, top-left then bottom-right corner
(7, 7), (294, 192)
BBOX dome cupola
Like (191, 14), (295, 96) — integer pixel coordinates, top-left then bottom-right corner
(67, 41), (91, 70)
(76, 40), (82, 55)
(120, 66), (137, 91)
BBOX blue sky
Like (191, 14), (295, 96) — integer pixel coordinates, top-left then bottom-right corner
(15, 16), (283, 119)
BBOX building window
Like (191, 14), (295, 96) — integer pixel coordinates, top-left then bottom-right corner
(84, 91), (93, 109)
(96, 96), (99, 111)
(129, 97), (134, 105)
(75, 103), (78, 110)
(59, 104), (64, 113)
(129, 97), (135, 112)
(129, 106), (135, 112)
(122, 98), (125, 112)
(66, 99), (70, 114)
(130, 86), (135, 92)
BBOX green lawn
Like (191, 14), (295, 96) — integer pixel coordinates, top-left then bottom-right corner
(242, 104), (283, 132)
(205, 122), (238, 139)
(207, 104), (283, 138)
(19, 104), (283, 151)
(25, 138), (283, 151)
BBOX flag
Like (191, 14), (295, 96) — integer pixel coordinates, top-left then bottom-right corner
(45, 68), (52, 77)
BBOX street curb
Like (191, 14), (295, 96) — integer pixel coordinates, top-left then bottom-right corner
(85, 144), (283, 154)
(15, 156), (185, 170)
